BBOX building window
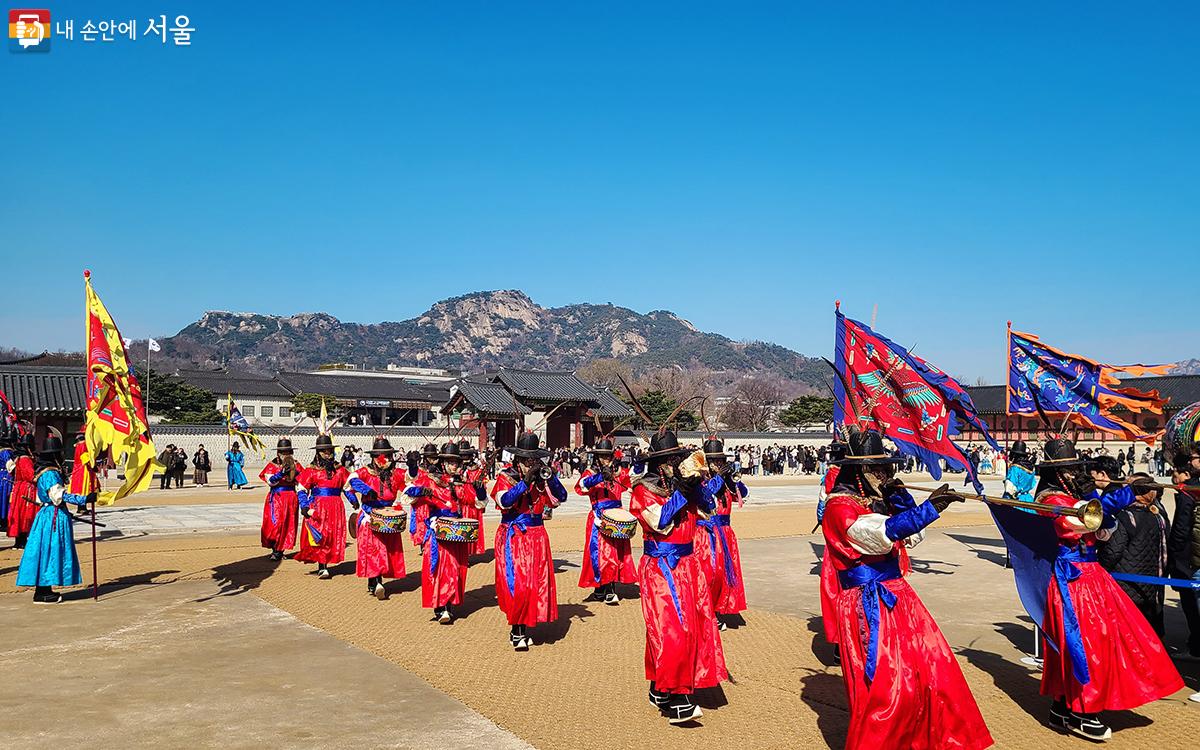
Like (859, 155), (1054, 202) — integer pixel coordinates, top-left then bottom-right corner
(243, 405), (255, 417)
(280, 407), (291, 418)
(261, 406), (274, 417)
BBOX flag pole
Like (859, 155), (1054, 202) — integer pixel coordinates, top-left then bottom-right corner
(146, 340), (151, 417)
(226, 393), (233, 491)
(84, 270), (99, 601)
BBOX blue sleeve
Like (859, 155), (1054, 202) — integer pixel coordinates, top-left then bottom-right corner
(404, 485), (426, 498)
(474, 482), (487, 504)
(658, 490), (689, 530)
(699, 476), (722, 512)
(582, 472), (605, 490)
(816, 497), (827, 524)
(736, 481), (749, 498)
(1092, 485), (1136, 520)
(887, 488), (917, 513)
(548, 475), (568, 502)
(884, 501), (941, 541)
(298, 488), (312, 510)
(499, 481), (528, 508)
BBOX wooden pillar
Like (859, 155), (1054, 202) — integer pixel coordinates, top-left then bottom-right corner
(477, 417), (489, 452)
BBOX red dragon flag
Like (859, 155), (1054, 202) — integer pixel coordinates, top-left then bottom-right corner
(84, 270), (161, 505)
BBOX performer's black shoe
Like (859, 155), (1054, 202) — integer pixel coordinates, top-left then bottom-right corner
(664, 693), (702, 724)
(33, 586), (62, 604)
(317, 565), (331, 580)
(269, 550), (283, 561)
(584, 589), (606, 603)
(374, 580), (389, 601)
(717, 618), (728, 632)
(648, 683), (671, 713)
(1050, 701), (1111, 742)
(438, 607), (452, 624)
(604, 589), (620, 605)
(14, 533), (28, 549)
(832, 644), (841, 666)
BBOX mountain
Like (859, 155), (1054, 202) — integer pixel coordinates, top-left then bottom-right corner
(1170, 359), (1200, 376)
(155, 290), (829, 392)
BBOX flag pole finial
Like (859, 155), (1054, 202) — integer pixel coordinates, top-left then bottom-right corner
(1006, 320), (1012, 329)
(83, 269), (91, 279)
(834, 299), (841, 310)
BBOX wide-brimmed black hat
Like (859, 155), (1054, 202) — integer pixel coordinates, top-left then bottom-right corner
(421, 442), (439, 458)
(834, 430), (904, 466)
(1037, 436), (1088, 471)
(439, 442), (464, 461)
(589, 438), (616, 455)
(508, 431), (550, 459)
(1009, 439), (1031, 457)
(702, 437), (726, 459)
(314, 434), (337, 451)
(647, 430), (689, 458)
(370, 436), (395, 456)
(276, 438), (294, 454)
(456, 438), (478, 456)
(39, 435), (65, 459)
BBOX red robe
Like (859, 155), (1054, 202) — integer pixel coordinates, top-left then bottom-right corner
(350, 465), (407, 579)
(819, 466), (843, 642)
(416, 476), (474, 608)
(693, 479), (747, 615)
(823, 492), (992, 750)
(258, 461), (299, 552)
(460, 466), (488, 556)
(574, 467), (636, 588)
(630, 478), (727, 693)
(295, 464), (349, 565)
(408, 469), (433, 548)
(1036, 491), (1184, 712)
(491, 469), (560, 626)
(6, 455), (37, 536)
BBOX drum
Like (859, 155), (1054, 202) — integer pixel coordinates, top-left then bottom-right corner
(1164, 401), (1200, 464)
(434, 516), (479, 543)
(367, 506), (408, 534)
(598, 508), (637, 540)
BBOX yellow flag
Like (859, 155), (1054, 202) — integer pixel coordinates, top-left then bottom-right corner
(83, 271), (161, 505)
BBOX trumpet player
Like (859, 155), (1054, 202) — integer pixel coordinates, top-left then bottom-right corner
(490, 431), (566, 650)
(693, 437), (747, 629)
(822, 430), (991, 750)
(630, 430), (726, 725)
(575, 438), (635, 605)
(258, 438), (301, 561)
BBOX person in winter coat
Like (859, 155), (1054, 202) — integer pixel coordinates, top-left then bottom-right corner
(1097, 471), (1170, 637)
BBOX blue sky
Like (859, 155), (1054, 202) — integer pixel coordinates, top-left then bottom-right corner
(3, 2), (1197, 382)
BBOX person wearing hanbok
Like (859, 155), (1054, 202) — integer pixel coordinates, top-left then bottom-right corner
(457, 438), (488, 557)
(630, 430), (727, 725)
(1003, 440), (1037, 512)
(345, 437), (408, 600)
(693, 438), (748, 627)
(15, 436), (94, 603)
(225, 442), (248, 489)
(822, 430), (992, 750)
(1030, 437), (1183, 741)
(490, 431), (565, 650)
(0, 428), (14, 534)
(258, 438), (300, 560)
(7, 433), (37, 547)
(407, 443), (441, 549)
(295, 435), (350, 578)
(574, 438), (635, 604)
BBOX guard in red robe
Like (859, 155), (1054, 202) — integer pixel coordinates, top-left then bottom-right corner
(822, 430), (992, 750)
(406, 442), (480, 622)
(490, 431), (565, 650)
(346, 437), (408, 600)
(575, 438), (636, 603)
(818, 438), (848, 651)
(631, 430), (727, 725)
(296, 434), (349, 578)
(7, 434), (37, 548)
(457, 438), (488, 557)
(693, 438), (748, 626)
(1029, 437), (1184, 741)
(258, 438), (300, 560)
(406, 443), (440, 549)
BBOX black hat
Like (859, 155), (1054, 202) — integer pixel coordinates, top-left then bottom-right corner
(314, 434), (337, 451)
(1088, 454), (1124, 480)
(589, 438), (616, 455)
(421, 442), (439, 458)
(0, 429), (13, 448)
(828, 440), (847, 462)
(647, 430), (688, 458)
(456, 438), (478, 456)
(439, 442), (463, 460)
(1009, 439), (1030, 457)
(508, 431), (550, 459)
(702, 437), (726, 459)
(39, 435), (65, 459)
(276, 438), (294, 454)
(370, 436), (395, 456)
(1037, 436), (1088, 471)
(835, 430), (903, 466)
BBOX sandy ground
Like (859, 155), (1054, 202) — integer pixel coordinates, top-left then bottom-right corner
(2, 500), (1197, 750)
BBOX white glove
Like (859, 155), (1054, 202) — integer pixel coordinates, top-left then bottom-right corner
(49, 484), (65, 507)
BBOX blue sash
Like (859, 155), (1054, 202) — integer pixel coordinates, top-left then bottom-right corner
(422, 507), (461, 573)
(312, 487), (341, 497)
(838, 558), (902, 682)
(1053, 544), (1096, 685)
(500, 512), (544, 594)
(588, 500), (621, 584)
(697, 514), (737, 587)
(643, 540), (693, 625)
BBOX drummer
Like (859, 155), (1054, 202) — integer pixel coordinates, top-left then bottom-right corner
(405, 442), (477, 623)
(458, 438), (489, 558)
(490, 431), (566, 650)
(575, 437), (636, 605)
(407, 442), (441, 549)
(345, 437), (408, 600)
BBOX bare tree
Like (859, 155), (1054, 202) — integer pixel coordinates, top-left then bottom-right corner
(576, 358), (633, 389)
(720, 376), (786, 432)
(636, 366), (711, 406)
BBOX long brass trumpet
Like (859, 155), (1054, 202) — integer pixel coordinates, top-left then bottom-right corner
(903, 483), (1105, 532)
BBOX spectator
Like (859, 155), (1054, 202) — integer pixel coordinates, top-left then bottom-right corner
(173, 447), (188, 488)
(1167, 446), (1200, 664)
(193, 444), (211, 487)
(158, 445), (176, 490)
(1097, 472), (1170, 637)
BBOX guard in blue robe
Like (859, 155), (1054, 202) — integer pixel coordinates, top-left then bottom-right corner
(226, 442), (248, 489)
(1003, 440), (1037, 513)
(15, 435), (93, 603)
(0, 428), (14, 532)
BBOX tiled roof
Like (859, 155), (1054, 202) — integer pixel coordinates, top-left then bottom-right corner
(493, 369), (601, 405)
(174, 369), (293, 397)
(0, 366), (87, 414)
(592, 386), (635, 418)
(445, 380), (532, 417)
(965, 375), (1200, 415)
(277, 372), (449, 404)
